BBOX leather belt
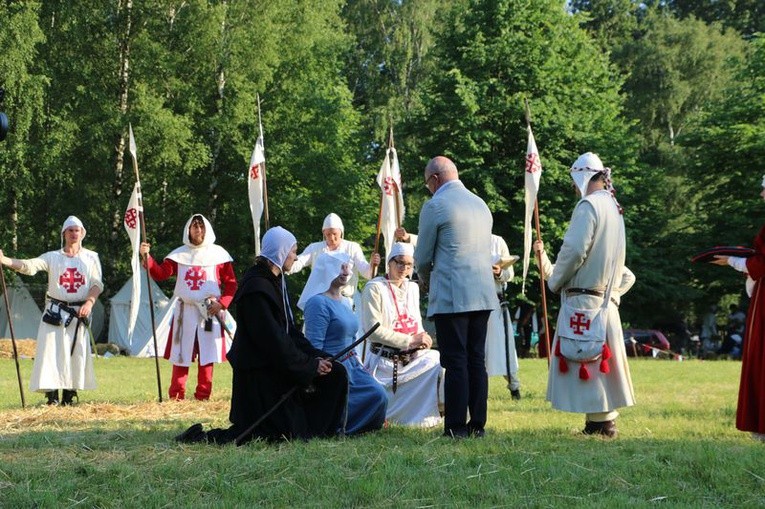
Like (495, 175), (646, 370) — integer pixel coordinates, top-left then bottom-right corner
(566, 288), (618, 306)
(370, 343), (413, 394)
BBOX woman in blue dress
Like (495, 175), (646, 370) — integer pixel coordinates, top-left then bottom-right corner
(299, 251), (387, 435)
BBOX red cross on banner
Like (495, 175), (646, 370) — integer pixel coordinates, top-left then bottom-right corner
(382, 176), (396, 196)
(525, 152), (541, 174)
(59, 267), (86, 293)
(569, 312), (591, 335)
(250, 163), (260, 180)
(125, 207), (138, 229)
(184, 266), (207, 291)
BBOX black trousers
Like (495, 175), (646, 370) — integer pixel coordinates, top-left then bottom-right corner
(434, 310), (491, 435)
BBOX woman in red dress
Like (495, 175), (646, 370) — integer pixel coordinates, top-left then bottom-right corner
(713, 176), (765, 441)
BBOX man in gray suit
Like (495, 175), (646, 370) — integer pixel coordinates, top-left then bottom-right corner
(414, 156), (497, 438)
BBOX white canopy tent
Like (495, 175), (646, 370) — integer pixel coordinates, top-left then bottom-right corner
(0, 278), (42, 340)
(109, 273), (173, 357)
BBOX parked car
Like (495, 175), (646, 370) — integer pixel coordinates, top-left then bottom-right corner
(623, 329), (671, 357)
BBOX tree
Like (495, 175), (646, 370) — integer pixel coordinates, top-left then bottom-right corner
(406, 0), (648, 317)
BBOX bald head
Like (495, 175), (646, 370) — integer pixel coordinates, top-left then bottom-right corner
(425, 156), (458, 179)
(424, 156), (458, 194)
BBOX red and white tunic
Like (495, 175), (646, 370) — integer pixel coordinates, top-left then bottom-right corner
(148, 243), (236, 367)
(18, 248), (102, 392)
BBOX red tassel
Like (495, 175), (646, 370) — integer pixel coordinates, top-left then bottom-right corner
(600, 343), (611, 373)
(579, 363), (590, 380)
(602, 343), (612, 361)
(555, 340), (568, 373)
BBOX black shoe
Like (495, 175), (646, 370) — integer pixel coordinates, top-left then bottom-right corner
(45, 390), (59, 406)
(510, 389), (521, 401)
(61, 390), (78, 406)
(470, 428), (486, 438)
(175, 423), (207, 443)
(442, 428), (469, 439)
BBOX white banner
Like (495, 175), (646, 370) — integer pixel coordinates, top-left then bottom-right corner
(123, 183), (143, 342)
(522, 127), (542, 293)
(376, 147), (405, 259)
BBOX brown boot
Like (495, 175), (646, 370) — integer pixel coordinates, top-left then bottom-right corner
(583, 419), (617, 438)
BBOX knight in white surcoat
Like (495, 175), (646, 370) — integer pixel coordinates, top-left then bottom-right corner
(141, 214), (237, 401)
(1, 216), (102, 406)
(360, 242), (443, 427)
(534, 152), (636, 438)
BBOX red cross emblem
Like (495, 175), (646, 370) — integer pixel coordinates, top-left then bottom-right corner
(124, 207), (138, 229)
(526, 152), (541, 174)
(383, 176), (396, 196)
(184, 266), (207, 291)
(59, 268), (86, 294)
(569, 312), (591, 335)
(250, 163), (260, 180)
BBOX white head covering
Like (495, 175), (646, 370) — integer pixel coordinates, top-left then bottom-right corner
(570, 152), (607, 197)
(182, 214), (215, 248)
(761, 174), (765, 188)
(570, 152), (622, 213)
(387, 241), (414, 264)
(166, 214), (233, 266)
(61, 215), (86, 247)
(322, 213), (344, 236)
(297, 251), (351, 310)
(261, 226), (297, 271)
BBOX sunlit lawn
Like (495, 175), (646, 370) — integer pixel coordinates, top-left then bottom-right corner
(0, 355), (762, 508)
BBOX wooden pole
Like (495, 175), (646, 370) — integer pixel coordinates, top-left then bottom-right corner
(129, 125), (163, 402)
(0, 268), (26, 408)
(257, 94), (270, 231)
(524, 99), (552, 367)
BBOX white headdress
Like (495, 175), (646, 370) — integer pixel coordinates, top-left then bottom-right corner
(570, 152), (622, 213)
(182, 214), (215, 248)
(322, 213), (344, 236)
(761, 174), (765, 188)
(387, 241), (414, 264)
(61, 216), (86, 247)
(297, 251), (351, 310)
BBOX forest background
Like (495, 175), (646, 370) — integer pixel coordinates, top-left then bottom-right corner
(1, 0), (764, 340)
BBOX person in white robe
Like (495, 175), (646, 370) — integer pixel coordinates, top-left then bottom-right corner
(485, 234), (522, 399)
(141, 214), (237, 401)
(289, 213), (380, 308)
(0, 216), (102, 405)
(534, 152), (636, 438)
(360, 242), (442, 427)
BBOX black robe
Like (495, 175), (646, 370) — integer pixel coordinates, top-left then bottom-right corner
(207, 260), (348, 444)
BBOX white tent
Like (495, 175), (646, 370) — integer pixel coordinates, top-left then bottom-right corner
(0, 278), (42, 339)
(109, 273), (173, 357)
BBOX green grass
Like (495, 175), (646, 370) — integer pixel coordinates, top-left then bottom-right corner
(0, 357), (762, 508)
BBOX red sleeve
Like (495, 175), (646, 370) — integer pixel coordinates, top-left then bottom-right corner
(146, 255), (177, 281)
(746, 225), (765, 280)
(216, 261), (237, 309)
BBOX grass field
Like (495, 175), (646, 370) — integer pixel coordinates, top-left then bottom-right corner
(0, 356), (762, 508)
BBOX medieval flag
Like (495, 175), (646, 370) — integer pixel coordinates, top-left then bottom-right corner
(124, 182), (143, 342)
(376, 146), (405, 259)
(248, 128), (266, 254)
(522, 125), (542, 293)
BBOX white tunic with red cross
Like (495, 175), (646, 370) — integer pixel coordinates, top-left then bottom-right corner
(18, 249), (102, 392)
(159, 261), (228, 367)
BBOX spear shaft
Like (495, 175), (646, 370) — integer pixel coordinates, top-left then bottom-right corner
(128, 125), (163, 402)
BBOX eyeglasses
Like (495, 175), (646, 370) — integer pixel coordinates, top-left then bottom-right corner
(423, 172), (439, 191)
(392, 258), (413, 270)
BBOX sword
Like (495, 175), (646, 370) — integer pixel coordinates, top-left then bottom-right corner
(235, 322), (380, 446)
